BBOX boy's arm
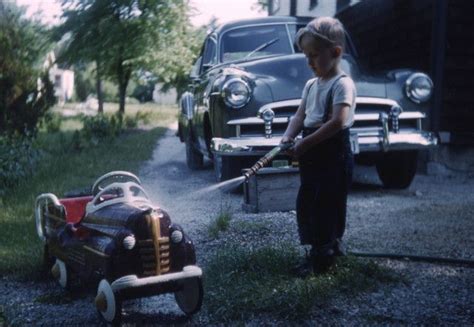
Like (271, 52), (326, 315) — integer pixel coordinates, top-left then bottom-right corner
(294, 103), (350, 155)
(281, 103), (305, 143)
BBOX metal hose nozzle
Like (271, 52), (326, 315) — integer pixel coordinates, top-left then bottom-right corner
(243, 141), (294, 180)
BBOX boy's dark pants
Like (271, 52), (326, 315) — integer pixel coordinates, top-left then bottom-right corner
(296, 128), (354, 251)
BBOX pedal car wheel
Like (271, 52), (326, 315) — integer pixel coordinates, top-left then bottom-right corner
(51, 259), (71, 289)
(95, 279), (122, 324)
(174, 277), (203, 315)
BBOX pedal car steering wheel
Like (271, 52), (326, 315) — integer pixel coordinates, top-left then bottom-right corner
(91, 171), (142, 197)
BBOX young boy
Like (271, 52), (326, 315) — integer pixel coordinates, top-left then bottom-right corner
(281, 17), (356, 274)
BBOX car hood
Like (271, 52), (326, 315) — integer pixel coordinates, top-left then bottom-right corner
(231, 54), (387, 101)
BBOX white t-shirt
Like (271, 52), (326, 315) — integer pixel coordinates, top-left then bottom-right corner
(302, 73), (356, 128)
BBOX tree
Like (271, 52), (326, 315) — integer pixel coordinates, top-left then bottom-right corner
(58, 0), (190, 114)
(0, 1), (55, 135)
(55, 1), (109, 112)
(150, 18), (206, 100)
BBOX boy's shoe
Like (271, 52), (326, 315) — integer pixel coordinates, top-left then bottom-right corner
(312, 243), (336, 274)
(291, 248), (313, 277)
(334, 238), (347, 256)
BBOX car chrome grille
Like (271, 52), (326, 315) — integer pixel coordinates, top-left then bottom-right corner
(235, 101), (422, 137)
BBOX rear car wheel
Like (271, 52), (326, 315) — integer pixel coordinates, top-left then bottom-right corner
(213, 155), (242, 182)
(174, 277), (203, 316)
(185, 133), (204, 170)
(376, 150), (418, 189)
(96, 279), (123, 324)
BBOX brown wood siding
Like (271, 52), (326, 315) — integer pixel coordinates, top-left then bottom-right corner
(440, 0), (474, 134)
(336, 0), (433, 73)
(335, 0), (474, 140)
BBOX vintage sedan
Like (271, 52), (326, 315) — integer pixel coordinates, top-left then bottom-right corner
(178, 16), (437, 188)
(35, 171), (203, 324)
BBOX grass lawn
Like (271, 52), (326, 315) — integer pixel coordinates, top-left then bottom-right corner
(0, 103), (178, 278)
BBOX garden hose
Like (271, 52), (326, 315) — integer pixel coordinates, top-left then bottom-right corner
(348, 251), (474, 267)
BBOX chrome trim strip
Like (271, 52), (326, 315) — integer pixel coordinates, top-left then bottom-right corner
(355, 112), (425, 121)
(211, 131), (437, 155)
(259, 99), (301, 112)
(227, 117), (289, 125)
(356, 97), (398, 107)
(227, 112), (425, 126)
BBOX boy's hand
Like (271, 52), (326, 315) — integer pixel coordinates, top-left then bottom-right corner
(280, 135), (294, 145)
(292, 139), (308, 158)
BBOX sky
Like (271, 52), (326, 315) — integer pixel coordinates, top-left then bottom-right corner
(15, 0), (268, 27)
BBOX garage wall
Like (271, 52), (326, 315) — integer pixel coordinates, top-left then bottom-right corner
(336, 0), (474, 143)
(440, 0), (474, 140)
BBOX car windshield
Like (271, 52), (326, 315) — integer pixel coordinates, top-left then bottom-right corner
(220, 24), (293, 63)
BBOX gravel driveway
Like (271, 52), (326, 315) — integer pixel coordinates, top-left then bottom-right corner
(1, 123), (473, 325)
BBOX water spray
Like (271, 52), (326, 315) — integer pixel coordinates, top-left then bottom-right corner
(243, 141), (294, 180)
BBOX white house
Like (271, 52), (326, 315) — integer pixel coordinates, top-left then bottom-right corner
(267, 0), (361, 17)
(43, 51), (75, 105)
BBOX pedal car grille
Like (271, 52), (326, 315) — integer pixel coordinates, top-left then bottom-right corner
(138, 214), (171, 276)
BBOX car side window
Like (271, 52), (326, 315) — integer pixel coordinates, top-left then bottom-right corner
(201, 38), (217, 72)
(190, 57), (202, 79)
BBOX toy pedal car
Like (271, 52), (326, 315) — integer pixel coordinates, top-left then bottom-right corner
(35, 171), (203, 324)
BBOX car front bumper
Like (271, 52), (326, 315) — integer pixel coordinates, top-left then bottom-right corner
(211, 130), (438, 156)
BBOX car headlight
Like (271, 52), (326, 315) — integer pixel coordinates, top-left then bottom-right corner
(123, 235), (136, 250)
(405, 73), (433, 104)
(171, 230), (183, 243)
(221, 78), (251, 108)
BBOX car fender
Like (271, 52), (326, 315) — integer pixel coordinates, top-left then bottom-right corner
(178, 91), (195, 142)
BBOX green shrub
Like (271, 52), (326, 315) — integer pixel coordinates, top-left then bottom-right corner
(81, 114), (120, 144)
(124, 115), (138, 128)
(0, 134), (40, 195)
(135, 110), (152, 125)
(41, 112), (62, 133)
(208, 203), (232, 238)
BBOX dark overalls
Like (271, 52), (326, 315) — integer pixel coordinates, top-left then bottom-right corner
(296, 75), (354, 255)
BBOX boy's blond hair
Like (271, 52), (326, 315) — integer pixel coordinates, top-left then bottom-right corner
(295, 17), (346, 51)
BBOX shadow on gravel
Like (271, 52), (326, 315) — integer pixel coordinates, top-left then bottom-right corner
(350, 181), (384, 193)
(121, 311), (191, 325)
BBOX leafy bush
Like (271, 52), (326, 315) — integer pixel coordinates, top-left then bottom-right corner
(0, 134), (40, 195)
(81, 114), (121, 145)
(0, 3), (56, 136)
(41, 112), (62, 133)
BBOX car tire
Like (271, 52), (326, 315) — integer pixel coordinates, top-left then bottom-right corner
(213, 155), (242, 182)
(185, 133), (204, 170)
(96, 279), (122, 325)
(376, 150), (418, 189)
(174, 277), (203, 316)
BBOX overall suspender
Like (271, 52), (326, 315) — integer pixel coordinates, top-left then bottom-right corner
(322, 74), (347, 123)
(305, 74), (347, 125)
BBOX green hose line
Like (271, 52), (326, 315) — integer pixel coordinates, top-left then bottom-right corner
(349, 251), (474, 267)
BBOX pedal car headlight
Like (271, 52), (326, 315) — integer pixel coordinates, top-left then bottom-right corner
(405, 73), (433, 104)
(171, 230), (183, 243)
(221, 78), (251, 109)
(123, 235), (136, 250)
